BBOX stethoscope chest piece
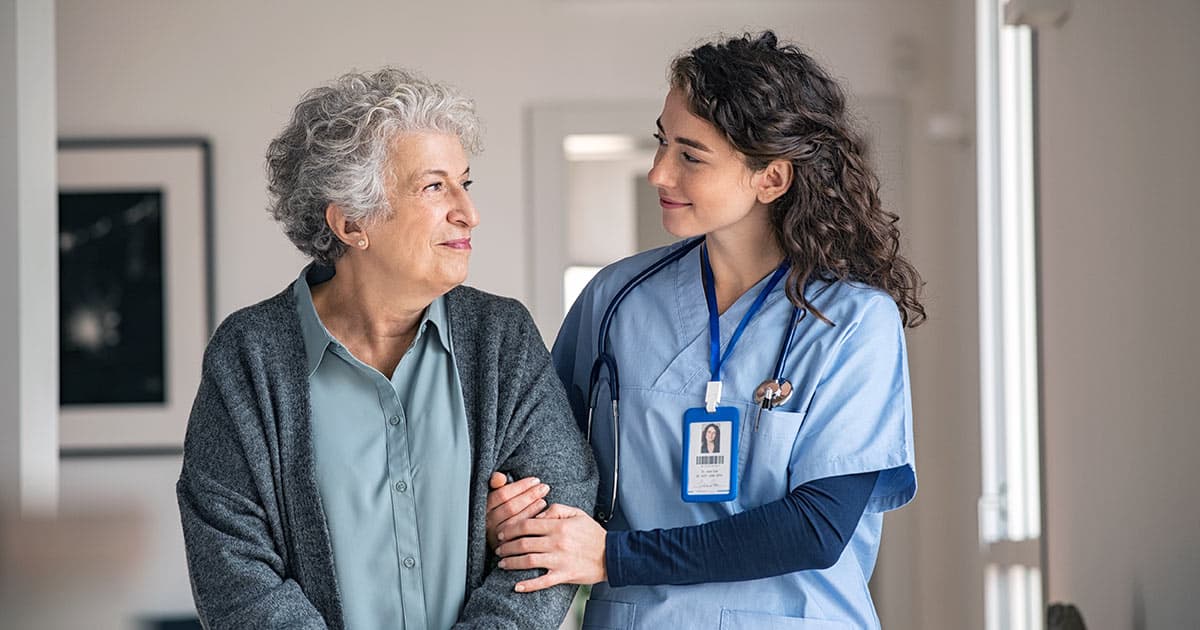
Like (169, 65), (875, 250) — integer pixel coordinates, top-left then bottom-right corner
(753, 378), (793, 431)
(754, 378), (793, 409)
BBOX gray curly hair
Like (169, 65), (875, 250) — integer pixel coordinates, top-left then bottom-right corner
(266, 68), (482, 265)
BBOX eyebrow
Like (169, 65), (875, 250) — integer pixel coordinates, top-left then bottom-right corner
(413, 166), (471, 180)
(656, 118), (712, 153)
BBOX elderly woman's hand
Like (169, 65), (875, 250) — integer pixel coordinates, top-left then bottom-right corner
(494, 504), (608, 592)
(485, 473), (550, 551)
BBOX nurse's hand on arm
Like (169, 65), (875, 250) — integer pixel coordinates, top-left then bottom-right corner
(494, 503), (608, 593)
(484, 473), (550, 550)
(488, 470), (879, 592)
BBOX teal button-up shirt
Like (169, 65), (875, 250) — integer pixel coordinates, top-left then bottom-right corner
(295, 267), (470, 630)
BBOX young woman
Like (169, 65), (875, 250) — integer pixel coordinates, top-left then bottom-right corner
(487, 31), (924, 629)
(700, 423), (720, 454)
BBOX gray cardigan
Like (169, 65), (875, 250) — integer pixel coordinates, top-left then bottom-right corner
(177, 282), (598, 630)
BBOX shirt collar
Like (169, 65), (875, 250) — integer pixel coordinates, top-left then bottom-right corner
(422, 292), (454, 355)
(294, 264), (336, 377)
(293, 264), (454, 377)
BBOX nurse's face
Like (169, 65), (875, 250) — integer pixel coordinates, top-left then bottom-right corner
(705, 426), (717, 443)
(371, 132), (479, 297)
(648, 88), (767, 240)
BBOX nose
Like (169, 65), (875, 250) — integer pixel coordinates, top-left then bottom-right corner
(647, 148), (672, 189)
(450, 185), (480, 229)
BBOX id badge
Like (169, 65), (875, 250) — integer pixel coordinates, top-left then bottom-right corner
(681, 406), (739, 502)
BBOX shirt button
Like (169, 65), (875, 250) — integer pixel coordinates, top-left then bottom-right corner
(403, 556), (416, 569)
(394, 480), (408, 493)
(388, 415), (400, 426)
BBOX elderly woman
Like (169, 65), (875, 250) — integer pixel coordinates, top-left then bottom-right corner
(176, 68), (596, 630)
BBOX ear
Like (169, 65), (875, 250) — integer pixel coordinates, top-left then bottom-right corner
(325, 204), (367, 248)
(754, 159), (793, 205)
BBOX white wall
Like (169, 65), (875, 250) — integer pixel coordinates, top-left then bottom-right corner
(1038, 1), (1200, 627)
(567, 157), (641, 266)
(56, 0), (951, 313)
(58, 455), (196, 618)
(55, 1), (977, 627)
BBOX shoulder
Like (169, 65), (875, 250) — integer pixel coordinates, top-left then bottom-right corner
(445, 284), (534, 332)
(445, 284), (526, 315)
(444, 285), (545, 359)
(186, 283), (305, 449)
(814, 280), (898, 318)
(203, 285), (300, 367)
(808, 280), (904, 344)
(445, 286), (555, 392)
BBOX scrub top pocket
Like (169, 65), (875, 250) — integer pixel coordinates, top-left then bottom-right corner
(735, 403), (806, 503)
(756, 406), (808, 443)
(581, 599), (637, 630)
(719, 608), (853, 630)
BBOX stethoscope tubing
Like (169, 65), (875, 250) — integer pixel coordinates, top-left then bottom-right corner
(772, 304), (805, 382)
(586, 237), (703, 521)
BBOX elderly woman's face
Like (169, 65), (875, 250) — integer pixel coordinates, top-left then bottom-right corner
(371, 132), (478, 295)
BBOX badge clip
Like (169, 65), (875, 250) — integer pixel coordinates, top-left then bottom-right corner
(705, 380), (722, 413)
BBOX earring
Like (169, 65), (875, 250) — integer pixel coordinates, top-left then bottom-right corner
(356, 239), (367, 249)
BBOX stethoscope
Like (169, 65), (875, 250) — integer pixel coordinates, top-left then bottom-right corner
(585, 237), (806, 522)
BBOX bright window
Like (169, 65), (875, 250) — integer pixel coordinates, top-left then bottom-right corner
(977, 0), (1042, 627)
(563, 265), (602, 316)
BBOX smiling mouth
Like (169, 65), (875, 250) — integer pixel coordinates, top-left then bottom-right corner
(439, 238), (472, 250)
(659, 197), (690, 209)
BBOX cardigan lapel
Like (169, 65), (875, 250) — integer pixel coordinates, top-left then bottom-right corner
(269, 286), (345, 630)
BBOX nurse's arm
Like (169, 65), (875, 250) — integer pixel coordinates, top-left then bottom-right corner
(494, 504), (608, 592)
(495, 470), (879, 590)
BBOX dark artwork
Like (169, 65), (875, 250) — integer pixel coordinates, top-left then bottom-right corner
(59, 190), (165, 405)
(141, 617), (202, 630)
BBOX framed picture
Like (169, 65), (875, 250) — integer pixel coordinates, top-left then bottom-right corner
(57, 138), (214, 455)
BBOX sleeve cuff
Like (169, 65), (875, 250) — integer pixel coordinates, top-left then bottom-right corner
(604, 529), (628, 587)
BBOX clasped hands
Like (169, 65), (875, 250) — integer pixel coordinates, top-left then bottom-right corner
(485, 472), (608, 593)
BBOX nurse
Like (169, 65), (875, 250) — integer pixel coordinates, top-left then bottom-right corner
(489, 31), (925, 629)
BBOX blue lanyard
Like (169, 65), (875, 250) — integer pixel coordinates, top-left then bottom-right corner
(699, 245), (790, 386)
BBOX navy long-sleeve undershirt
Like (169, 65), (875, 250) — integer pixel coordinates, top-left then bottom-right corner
(604, 470), (880, 587)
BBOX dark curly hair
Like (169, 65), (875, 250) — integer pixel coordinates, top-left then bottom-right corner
(670, 31), (926, 327)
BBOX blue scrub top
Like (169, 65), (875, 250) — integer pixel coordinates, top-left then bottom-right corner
(552, 241), (916, 630)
